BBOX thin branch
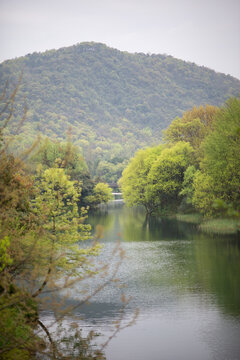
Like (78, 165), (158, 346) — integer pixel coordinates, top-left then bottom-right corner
(38, 319), (57, 360)
(32, 266), (52, 298)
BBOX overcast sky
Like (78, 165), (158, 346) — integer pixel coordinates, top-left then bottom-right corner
(0, 0), (240, 79)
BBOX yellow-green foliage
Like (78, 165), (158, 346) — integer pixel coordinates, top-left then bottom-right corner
(93, 183), (113, 203)
(119, 142), (194, 214)
(179, 165), (197, 205)
(0, 289), (39, 360)
(193, 97), (240, 216)
(119, 145), (163, 213)
(192, 171), (216, 216)
(147, 142), (194, 211)
(1, 83), (106, 358)
(0, 235), (12, 272)
(31, 138), (89, 180)
(33, 168), (101, 278)
(85, 182), (113, 208)
(163, 104), (219, 160)
(0, 166), (103, 357)
(120, 98), (240, 218)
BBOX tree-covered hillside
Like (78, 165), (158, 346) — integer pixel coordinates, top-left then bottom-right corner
(0, 42), (239, 182)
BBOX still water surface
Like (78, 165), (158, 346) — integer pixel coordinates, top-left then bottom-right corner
(42, 202), (240, 360)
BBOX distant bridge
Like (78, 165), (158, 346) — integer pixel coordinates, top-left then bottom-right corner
(112, 192), (123, 201)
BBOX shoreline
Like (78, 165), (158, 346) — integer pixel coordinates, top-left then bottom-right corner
(175, 213), (240, 236)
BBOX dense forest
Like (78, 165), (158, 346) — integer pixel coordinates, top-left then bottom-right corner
(0, 42), (240, 183)
(119, 98), (240, 222)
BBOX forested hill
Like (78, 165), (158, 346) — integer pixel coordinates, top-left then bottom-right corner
(0, 42), (240, 182)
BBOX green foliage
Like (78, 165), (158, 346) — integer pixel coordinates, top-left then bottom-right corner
(163, 104), (219, 160)
(0, 163), (104, 357)
(119, 142), (194, 214)
(0, 152), (33, 220)
(147, 142), (194, 213)
(0, 289), (39, 360)
(33, 168), (101, 280)
(120, 97), (240, 219)
(94, 183), (113, 202)
(192, 171), (216, 216)
(199, 218), (240, 235)
(0, 235), (12, 272)
(0, 79), (110, 359)
(1, 42), (239, 182)
(179, 165), (198, 207)
(193, 97), (240, 216)
(31, 138), (89, 179)
(203, 98), (240, 207)
(119, 145), (163, 214)
(95, 159), (128, 184)
(30, 138), (96, 206)
(86, 183), (113, 208)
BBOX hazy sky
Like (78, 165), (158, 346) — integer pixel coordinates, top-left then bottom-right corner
(0, 0), (240, 79)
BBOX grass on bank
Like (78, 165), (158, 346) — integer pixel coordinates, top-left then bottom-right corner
(199, 218), (240, 235)
(176, 213), (240, 235)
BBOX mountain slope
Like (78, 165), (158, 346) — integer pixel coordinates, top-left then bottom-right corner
(0, 42), (240, 182)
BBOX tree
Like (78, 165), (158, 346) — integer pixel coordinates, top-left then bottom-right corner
(147, 142), (194, 213)
(31, 139), (89, 180)
(0, 79), (135, 360)
(192, 171), (216, 216)
(31, 168), (101, 297)
(0, 134), (41, 360)
(30, 138), (96, 206)
(0, 83), (102, 357)
(179, 165), (198, 211)
(118, 145), (163, 214)
(163, 105), (219, 160)
(86, 182), (113, 208)
(193, 97), (240, 216)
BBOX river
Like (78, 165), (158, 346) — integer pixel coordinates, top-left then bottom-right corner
(41, 201), (240, 360)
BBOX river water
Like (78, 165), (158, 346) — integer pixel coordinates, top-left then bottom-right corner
(41, 201), (240, 360)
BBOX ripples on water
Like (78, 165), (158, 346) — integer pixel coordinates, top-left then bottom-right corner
(41, 203), (240, 360)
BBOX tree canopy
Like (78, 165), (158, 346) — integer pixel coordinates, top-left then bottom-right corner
(163, 105), (219, 160)
(193, 97), (240, 216)
(119, 145), (163, 214)
(119, 98), (240, 218)
(147, 142), (194, 213)
(1, 42), (239, 182)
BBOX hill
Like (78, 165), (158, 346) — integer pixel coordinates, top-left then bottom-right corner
(0, 42), (240, 182)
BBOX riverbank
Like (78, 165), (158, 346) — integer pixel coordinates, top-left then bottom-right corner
(88, 204), (240, 359)
(175, 213), (240, 235)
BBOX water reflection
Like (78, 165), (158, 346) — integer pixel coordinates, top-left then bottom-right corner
(193, 234), (240, 316)
(42, 203), (240, 360)
(89, 205), (197, 242)
(89, 203), (240, 317)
